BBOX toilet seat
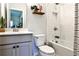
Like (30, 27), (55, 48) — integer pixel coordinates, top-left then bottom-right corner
(39, 45), (55, 54)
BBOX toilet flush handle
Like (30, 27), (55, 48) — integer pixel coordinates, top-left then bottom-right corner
(34, 36), (38, 39)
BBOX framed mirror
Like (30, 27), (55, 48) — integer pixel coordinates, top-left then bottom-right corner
(6, 3), (27, 28)
(10, 9), (23, 28)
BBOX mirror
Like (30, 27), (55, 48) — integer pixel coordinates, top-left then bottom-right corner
(0, 3), (27, 28)
(10, 9), (23, 28)
(6, 3), (27, 28)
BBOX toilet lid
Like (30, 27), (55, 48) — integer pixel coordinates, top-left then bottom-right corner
(39, 45), (55, 54)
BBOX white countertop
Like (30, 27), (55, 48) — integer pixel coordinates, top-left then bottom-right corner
(0, 31), (33, 36)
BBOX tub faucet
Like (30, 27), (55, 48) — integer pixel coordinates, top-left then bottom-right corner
(55, 36), (60, 39)
(54, 27), (58, 31)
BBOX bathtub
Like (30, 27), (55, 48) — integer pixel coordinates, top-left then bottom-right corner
(48, 41), (74, 56)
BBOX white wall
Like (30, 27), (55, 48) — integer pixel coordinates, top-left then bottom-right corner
(0, 4), (1, 17)
(46, 3), (75, 49)
(1, 3), (6, 18)
(1, 3), (75, 49)
(46, 3), (55, 42)
(59, 4), (75, 49)
(4, 3), (47, 41)
(27, 4), (47, 35)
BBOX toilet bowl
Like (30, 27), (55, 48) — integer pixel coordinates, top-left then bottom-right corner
(34, 34), (55, 56)
(39, 45), (55, 56)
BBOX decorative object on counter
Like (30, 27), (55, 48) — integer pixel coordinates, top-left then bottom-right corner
(0, 16), (5, 28)
(13, 28), (19, 32)
(0, 28), (5, 32)
(0, 16), (5, 32)
(31, 4), (45, 15)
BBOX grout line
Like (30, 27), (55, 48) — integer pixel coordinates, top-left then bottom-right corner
(74, 3), (79, 56)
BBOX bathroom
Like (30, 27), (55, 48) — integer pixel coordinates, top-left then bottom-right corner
(0, 3), (78, 56)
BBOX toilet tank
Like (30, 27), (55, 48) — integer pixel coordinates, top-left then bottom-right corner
(34, 34), (45, 46)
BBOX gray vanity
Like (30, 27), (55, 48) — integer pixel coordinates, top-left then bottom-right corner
(0, 3), (33, 56)
(0, 31), (33, 56)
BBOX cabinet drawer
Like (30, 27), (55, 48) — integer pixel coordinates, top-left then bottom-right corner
(0, 34), (33, 45)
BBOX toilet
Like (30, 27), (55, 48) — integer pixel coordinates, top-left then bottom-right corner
(34, 34), (55, 56)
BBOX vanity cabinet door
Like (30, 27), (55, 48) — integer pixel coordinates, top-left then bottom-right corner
(0, 42), (32, 56)
(16, 42), (32, 56)
(0, 44), (16, 56)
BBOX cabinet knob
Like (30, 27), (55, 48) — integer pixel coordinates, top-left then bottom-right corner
(17, 45), (19, 48)
(13, 46), (15, 48)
